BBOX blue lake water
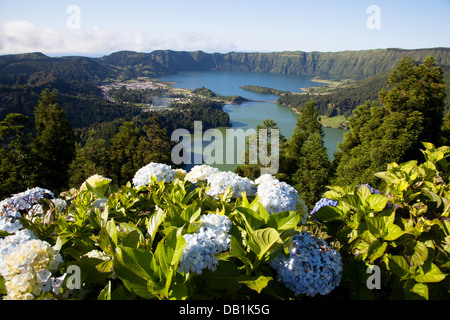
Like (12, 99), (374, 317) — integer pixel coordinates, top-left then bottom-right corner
(158, 71), (348, 171)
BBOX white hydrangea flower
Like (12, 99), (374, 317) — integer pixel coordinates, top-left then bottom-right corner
(0, 229), (37, 257)
(80, 174), (111, 190)
(84, 249), (111, 261)
(0, 235), (63, 300)
(206, 171), (256, 199)
(184, 165), (220, 183)
(178, 214), (232, 275)
(255, 175), (300, 214)
(132, 162), (176, 187)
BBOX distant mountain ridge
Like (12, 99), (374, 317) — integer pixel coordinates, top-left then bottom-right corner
(1, 47), (450, 82)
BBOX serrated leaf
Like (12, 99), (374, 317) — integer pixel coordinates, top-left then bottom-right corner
(313, 205), (343, 222)
(238, 275), (272, 293)
(235, 207), (265, 231)
(388, 255), (409, 279)
(366, 211), (395, 239)
(367, 194), (389, 212)
(113, 247), (155, 299)
(414, 263), (446, 283)
(96, 259), (114, 273)
(267, 211), (300, 231)
(409, 241), (428, 267)
(368, 240), (388, 263)
(384, 224), (405, 241)
(248, 228), (283, 260)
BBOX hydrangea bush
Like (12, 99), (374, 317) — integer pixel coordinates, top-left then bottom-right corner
(3, 143), (450, 300)
(0, 161), (346, 300)
(313, 143), (450, 299)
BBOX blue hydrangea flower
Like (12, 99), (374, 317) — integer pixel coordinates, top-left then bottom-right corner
(270, 231), (342, 297)
(178, 214), (232, 275)
(0, 188), (54, 234)
(310, 198), (338, 215)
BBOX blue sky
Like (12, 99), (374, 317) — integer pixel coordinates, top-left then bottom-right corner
(0, 0), (449, 55)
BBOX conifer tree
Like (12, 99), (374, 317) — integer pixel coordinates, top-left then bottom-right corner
(0, 113), (34, 198)
(107, 119), (171, 185)
(282, 99), (331, 210)
(68, 129), (109, 188)
(333, 56), (446, 187)
(30, 89), (76, 192)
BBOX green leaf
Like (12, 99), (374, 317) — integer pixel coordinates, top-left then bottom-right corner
(409, 241), (428, 267)
(235, 207), (266, 231)
(404, 280), (429, 300)
(267, 211), (300, 231)
(368, 240), (388, 263)
(384, 224), (405, 241)
(238, 275), (272, 293)
(313, 205), (343, 222)
(374, 171), (395, 184)
(366, 210), (395, 239)
(96, 259), (114, 274)
(410, 283), (429, 300)
(98, 281), (112, 300)
(388, 255), (409, 279)
(367, 194), (389, 212)
(357, 185), (372, 201)
(113, 247), (155, 299)
(105, 219), (118, 246)
(166, 228), (187, 268)
(147, 208), (166, 246)
(181, 203), (201, 223)
(414, 263), (446, 283)
(248, 228), (283, 260)
(217, 234), (253, 271)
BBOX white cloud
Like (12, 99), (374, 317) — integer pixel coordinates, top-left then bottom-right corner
(0, 20), (237, 55)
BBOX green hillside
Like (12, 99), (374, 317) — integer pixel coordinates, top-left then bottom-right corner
(1, 48), (450, 83)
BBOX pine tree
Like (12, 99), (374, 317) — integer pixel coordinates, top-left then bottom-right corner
(291, 132), (331, 210)
(30, 89), (76, 193)
(282, 99), (331, 210)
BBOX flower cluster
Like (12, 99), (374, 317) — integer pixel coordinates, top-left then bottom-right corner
(206, 171), (256, 199)
(184, 164), (219, 184)
(311, 184), (381, 216)
(178, 214), (232, 275)
(270, 231), (342, 297)
(132, 162), (177, 187)
(0, 230), (63, 300)
(80, 174), (112, 192)
(0, 187), (54, 234)
(310, 198), (339, 215)
(255, 174), (300, 214)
